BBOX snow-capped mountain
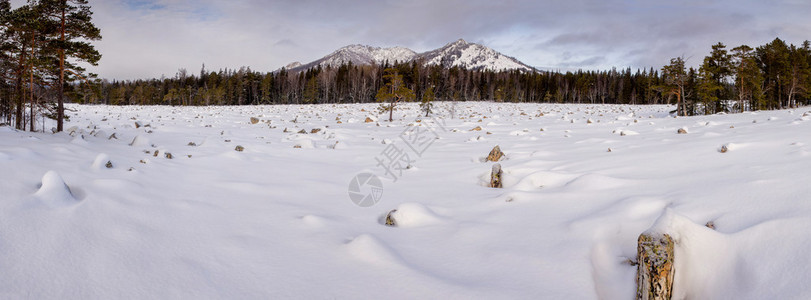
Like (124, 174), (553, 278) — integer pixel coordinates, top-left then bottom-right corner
(288, 45), (417, 71)
(417, 39), (535, 72)
(281, 39), (536, 72)
(284, 61), (303, 69)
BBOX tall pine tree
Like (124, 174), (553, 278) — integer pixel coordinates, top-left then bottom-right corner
(40, 0), (100, 132)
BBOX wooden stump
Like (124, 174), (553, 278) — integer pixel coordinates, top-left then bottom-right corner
(490, 163), (503, 188)
(636, 232), (675, 300)
(487, 145), (504, 162)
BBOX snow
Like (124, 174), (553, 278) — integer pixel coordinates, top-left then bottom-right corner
(1, 102), (811, 298)
(420, 39), (535, 72)
(299, 44), (418, 70)
(287, 39), (535, 72)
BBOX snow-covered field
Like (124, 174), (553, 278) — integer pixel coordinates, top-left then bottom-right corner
(1, 102), (810, 299)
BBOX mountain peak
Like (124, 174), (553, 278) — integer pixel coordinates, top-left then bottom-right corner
(281, 39), (535, 73)
(284, 62), (302, 69)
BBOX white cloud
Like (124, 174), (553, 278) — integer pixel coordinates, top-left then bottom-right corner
(8, 0), (807, 79)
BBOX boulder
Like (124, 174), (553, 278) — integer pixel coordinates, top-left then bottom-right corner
(486, 145), (504, 162)
(385, 209), (398, 227)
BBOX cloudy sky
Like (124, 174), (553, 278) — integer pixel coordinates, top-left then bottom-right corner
(12, 0), (810, 80)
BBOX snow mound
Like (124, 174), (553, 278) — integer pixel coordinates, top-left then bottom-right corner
(129, 135), (150, 147)
(564, 173), (628, 190)
(386, 203), (444, 228)
(91, 153), (111, 170)
(645, 209), (741, 299)
(34, 171), (78, 207)
(467, 136), (486, 142)
(300, 214), (327, 228)
(331, 141), (348, 149)
(507, 170), (579, 190)
(720, 142), (740, 152)
(70, 135), (87, 145)
(294, 139), (315, 149)
(345, 234), (405, 267)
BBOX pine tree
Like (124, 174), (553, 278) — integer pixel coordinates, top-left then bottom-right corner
(40, 0), (101, 132)
(0, 0), (12, 125)
(375, 68), (414, 122)
(757, 38), (790, 109)
(786, 42), (809, 108)
(420, 85), (434, 117)
(302, 76), (318, 104)
(698, 42), (732, 113)
(731, 45), (763, 112)
(661, 57), (688, 116)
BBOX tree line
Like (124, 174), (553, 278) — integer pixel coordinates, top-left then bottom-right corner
(662, 38), (810, 116)
(82, 37), (810, 118)
(1, 1), (809, 133)
(0, 0), (101, 132)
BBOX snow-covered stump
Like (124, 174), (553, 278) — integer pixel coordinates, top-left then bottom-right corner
(636, 232), (675, 300)
(490, 163), (503, 188)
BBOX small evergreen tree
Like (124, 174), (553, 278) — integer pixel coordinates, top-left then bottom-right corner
(420, 85), (434, 117)
(375, 68), (414, 122)
(302, 76), (318, 104)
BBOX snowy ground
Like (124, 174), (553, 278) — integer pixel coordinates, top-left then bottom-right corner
(1, 102), (810, 299)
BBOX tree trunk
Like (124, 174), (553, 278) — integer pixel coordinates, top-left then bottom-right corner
(489, 163), (503, 188)
(29, 31), (35, 132)
(15, 75), (23, 130)
(15, 44), (25, 130)
(636, 232), (675, 300)
(57, 3), (66, 132)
